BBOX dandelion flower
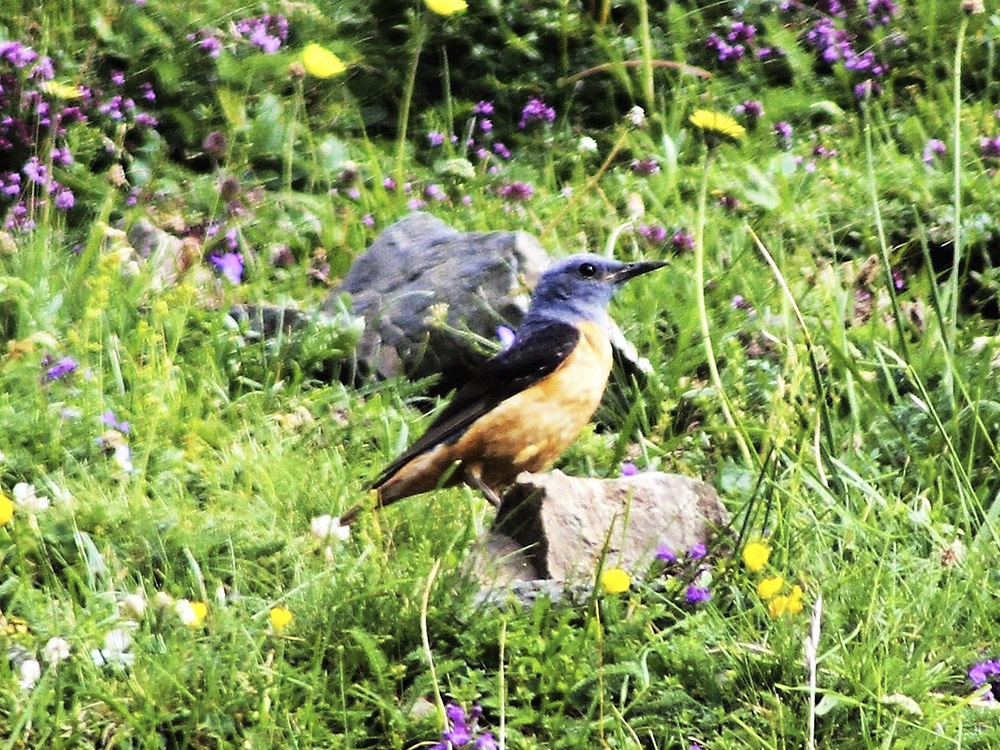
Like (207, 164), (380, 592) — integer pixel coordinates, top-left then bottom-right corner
(600, 567), (631, 594)
(689, 109), (746, 144)
(742, 541), (770, 572)
(269, 606), (293, 632)
(301, 43), (346, 78)
(425, 0), (468, 15)
(757, 575), (784, 600)
(0, 493), (13, 525)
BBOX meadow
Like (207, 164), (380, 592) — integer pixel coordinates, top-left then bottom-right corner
(2, 0), (1000, 747)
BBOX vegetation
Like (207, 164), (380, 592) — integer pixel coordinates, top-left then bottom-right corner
(2, 0), (1000, 747)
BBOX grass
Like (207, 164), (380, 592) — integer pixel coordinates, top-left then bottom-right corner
(2, 0), (1000, 748)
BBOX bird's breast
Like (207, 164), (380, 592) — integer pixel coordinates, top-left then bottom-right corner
(455, 320), (614, 484)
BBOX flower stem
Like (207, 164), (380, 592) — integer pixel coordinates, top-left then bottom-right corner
(694, 149), (753, 466)
(944, 14), (969, 405)
(396, 14), (427, 187)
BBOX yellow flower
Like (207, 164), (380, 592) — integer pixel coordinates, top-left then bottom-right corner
(600, 567), (631, 594)
(757, 575), (784, 601)
(40, 81), (83, 99)
(742, 541), (770, 573)
(768, 595), (789, 619)
(425, 0), (468, 16)
(689, 109), (746, 142)
(0, 494), (13, 525)
(177, 599), (208, 627)
(269, 606), (293, 632)
(787, 584), (804, 614)
(301, 43), (346, 79)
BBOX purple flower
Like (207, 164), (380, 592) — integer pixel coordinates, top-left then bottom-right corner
(773, 121), (793, 144)
(685, 585), (712, 604)
(980, 137), (1000, 159)
(443, 703), (471, 745)
(922, 138), (946, 164)
(23, 157), (48, 185)
(867, 0), (898, 25)
(54, 188), (75, 210)
(476, 734), (497, 750)
(427, 131), (445, 147)
(101, 410), (131, 433)
(407, 198), (427, 211)
(2, 172), (22, 197)
(497, 325), (516, 350)
(655, 544), (677, 563)
(727, 21), (756, 43)
(969, 659), (1000, 700)
(492, 142), (511, 159)
(45, 356), (78, 381)
(630, 158), (660, 176)
(639, 224), (667, 244)
(498, 181), (534, 201)
(0, 41), (39, 68)
(210, 252), (243, 284)
(518, 97), (556, 129)
(688, 542), (707, 559)
(479, 118), (493, 133)
(199, 36), (223, 58)
(473, 100), (494, 116)
(670, 230), (695, 252)
(854, 79), (882, 100)
(424, 184), (447, 201)
(382, 177), (397, 191)
(731, 294), (755, 314)
(718, 194), (740, 212)
(110, 70), (125, 86)
(620, 461), (638, 476)
(735, 100), (764, 122)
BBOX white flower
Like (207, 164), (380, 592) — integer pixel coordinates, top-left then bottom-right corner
(627, 105), (647, 128)
(175, 599), (198, 626)
(120, 593), (146, 619)
(12, 482), (50, 513)
(310, 514), (350, 542)
(152, 591), (174, 610)
(43, 637), (71, 665)
(91, 628), (134, 668)
(577, 135), (598, 153)
(19, 658), (41, 690)
(113, 443), (134, 473)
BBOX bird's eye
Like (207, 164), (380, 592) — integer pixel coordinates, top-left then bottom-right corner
(578, 262), (597, 278)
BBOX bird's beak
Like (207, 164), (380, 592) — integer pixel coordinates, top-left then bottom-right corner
(610, 259), (667, 285)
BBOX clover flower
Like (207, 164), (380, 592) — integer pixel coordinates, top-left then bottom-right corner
(639, 224), (667, 244)
(600, 567), (631, 594)
(211, 252), (243, 284)
(620, 461), (638, 476)
(310, 514), (350, 542)
(671, 230), (695, 252)
(43, 636), (71, 665)
(91, 628), (135, 668)
(655, 543), (677, 563)
(44, 355), (78, 381)
(685, 585), (712, 604)
(922, 138), (946, 164)
(518, 97), (556, 129)
(969, 658), (1000, 700)
(498, 181), (534, 202)
(19, 658), (41, 691)
(431, 702), (495, 749)
(12, 482), (49, 513)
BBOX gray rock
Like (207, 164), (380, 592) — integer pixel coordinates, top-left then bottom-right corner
(471, 470), (728, 587)
(334, 212), (550, 383)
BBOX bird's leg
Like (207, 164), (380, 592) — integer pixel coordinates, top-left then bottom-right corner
(464, 465), (503, 509)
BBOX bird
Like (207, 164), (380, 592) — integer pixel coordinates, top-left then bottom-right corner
(342, 253), (665, 523)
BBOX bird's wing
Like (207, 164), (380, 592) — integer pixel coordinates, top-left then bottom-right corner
(372, 320), (581, 488)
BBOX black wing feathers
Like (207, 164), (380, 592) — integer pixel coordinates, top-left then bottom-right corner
(372, 321), (580, 487)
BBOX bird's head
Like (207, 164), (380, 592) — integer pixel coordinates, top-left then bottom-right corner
(524, 253), (666, 327)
